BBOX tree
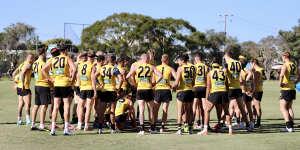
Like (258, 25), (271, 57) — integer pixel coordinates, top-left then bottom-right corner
(82, 13), (197, 65)
(278, 19), (300, 64)
(241, 41), (260, 59)
(259, 36), (280, 80)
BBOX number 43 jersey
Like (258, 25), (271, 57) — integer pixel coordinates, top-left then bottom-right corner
(78, 62), (94, 90)
(51, 54), (71, 87)
(210, 68), (227, 93)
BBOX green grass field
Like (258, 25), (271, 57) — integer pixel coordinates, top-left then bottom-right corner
(0, 79), (300, 150)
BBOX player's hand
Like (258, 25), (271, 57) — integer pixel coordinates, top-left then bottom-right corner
(22, 85), (25, 91)
(280, 82), (286, 88)
(93, 91), (97, 99)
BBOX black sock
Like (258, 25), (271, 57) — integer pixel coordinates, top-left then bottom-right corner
(188, 123), (193, 130)
(237, 117), (241, 124)
(151, 124), (155, 131)
(98, 123), (103, 129)
(246, 122), (250, 128)
(257, 118), (261, 125)
(197, 120), (201, 126)
(141, 124), (145, 131)
(286, 121), (293, 129)
(161, 124), (165, 129)
(178, 123), (182, 130)
(111, 124), (115, 130)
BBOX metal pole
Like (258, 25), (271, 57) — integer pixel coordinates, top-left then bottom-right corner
(35, 35), (38, 52)
(64, 23), (66, 40)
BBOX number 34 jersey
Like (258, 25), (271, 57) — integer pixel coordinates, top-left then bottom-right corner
(99, 64), (120, 92)
(78, 61), (94, 90)
(51, 54), (71, 87)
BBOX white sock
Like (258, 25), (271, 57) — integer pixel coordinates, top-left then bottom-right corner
(26, 115), (30, 122)
(65, 122), (69, 130)
(77, 122), (82, 128)
(17, 116), (22, 121)
(40, 124), (44, 129)
(84, 123), (88, 128)
(204, 125), (208, 130)
(228, 125), (232, 130)
(51, 122), (56, 131)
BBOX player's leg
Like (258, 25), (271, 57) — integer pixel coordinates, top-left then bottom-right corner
(96, 101), (106, 134)
(153, 100), (161, 126)
(39, 104), (48, 130)
(280, 99), (294, 132)
(193, 98), (200, 128)
(84, 97), (95, 130)
(236, 96), (249, 128)
(223, 103), (233, 134)
(77, 98), (86, 129)
(160, 102), (169, 132)
(252, 98), (261, 128)
(186, 101), (194, 134)
(23, 93), (32, 125)
(146, 100), (156, 133)
(198, 101), (214, 135)
(31, 105), (39, 129)
(31, 87), (41, 129)
(176, 99), (183, 134)
(137, 100), (145, 134)
(50, 97), (61, 135)
(62, 97), (73, 135)
(17, 95), (24, 125)
(110, 101), (117, 133)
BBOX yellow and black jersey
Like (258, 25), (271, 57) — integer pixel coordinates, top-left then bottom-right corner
(241, 69), (252, 93)
(100, 64), (120, 92)
(17, 61), (32, 89)
(226, 59), (242, 89)
(282, 62), (297, 90)
(51, 54), (71, 87)
(255, 67), (264, 92)
(155, 64), (172, 90)
(210, 67), (227, 93)
(78, 61), (94, 90)
(194, 63), (208, 87)
(136, 63), (154, 90)
(177, 64), (194, 91)
(33, 58), (49, 87)
(95, 64), (103, 91)
(115, 98), (130, 116)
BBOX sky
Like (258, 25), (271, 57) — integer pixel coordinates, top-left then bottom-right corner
(0, 0), (299, 44)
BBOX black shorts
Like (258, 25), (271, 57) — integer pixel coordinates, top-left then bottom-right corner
(80, 90), (94, 99)
(177, 90), (194, 103)
(208, 92), (229, 105)
(115, 113), (128, 123)
(154, 90), (172, 103)
(228, 89), (242, 99)
(53, 86), (73, 98)
(101, 91), (117, 103)
(253, 92), (263, 101)
(74, 86), (80, 96)
(35, 86), (51, 105)
(242, 93), (252, 102)
(137, 90), (154, 101)
(280, 90), (296, 101)
(194, 86), (206, 99)
(17, 88), (31, 96)
(97, 90), (102, 101)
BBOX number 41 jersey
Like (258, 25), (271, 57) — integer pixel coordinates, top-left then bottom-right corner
(51, 54), (71, 87)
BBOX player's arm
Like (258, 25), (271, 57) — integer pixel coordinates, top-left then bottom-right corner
(205, 71), (211, 99)
(172, 68), (182, 90)
(296, 67), (300, 83)
(251, 71), (259, 94)
(115, 68), (123, 90)
(68, 58), (76, 83)
(12, 67), (20, 80)
(126, 65), (136, 80)
(153, 66), (163, 86)
(279, 64), (287, 88)
(240, 71), (246, 93)
(91, 66), (97, 98)
(170, 67), (177, 80)
(127, 100), (137, 128)
(94, 70), (101, 88)
(42, 60), (53, 83)
(20, 64), (32, 90)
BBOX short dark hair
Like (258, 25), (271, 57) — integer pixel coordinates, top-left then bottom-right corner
(97, 55), (105, 62)
(88, 50), (96, 58)
(59, 44), (68, 52)
(225, 49), (233, 57)
(282, 51), (291, 59)
(37, 48), (46, 56)
(177, 54), (189, 62)
(117, 57), (125, 63)
(195, 52), (203, 60)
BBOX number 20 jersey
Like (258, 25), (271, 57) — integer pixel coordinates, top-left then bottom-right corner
(51, 54), (71, 87)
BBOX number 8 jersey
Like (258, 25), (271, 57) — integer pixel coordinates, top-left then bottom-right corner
(51, 54), (71, 87)
(78, 62), (93, 90)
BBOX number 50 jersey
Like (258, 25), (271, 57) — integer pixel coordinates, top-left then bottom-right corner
(51, 54), (71, 87)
